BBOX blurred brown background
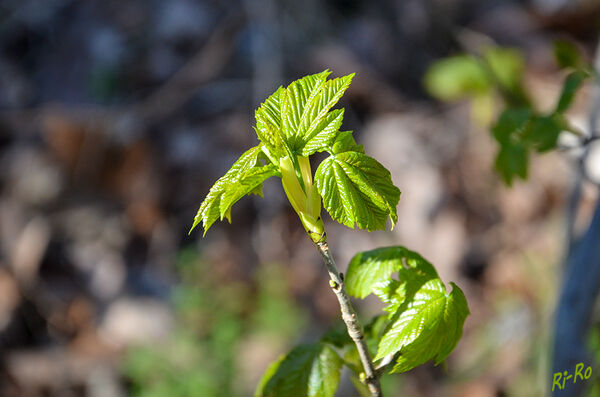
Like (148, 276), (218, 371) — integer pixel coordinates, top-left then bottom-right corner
(1, 0), (600, 396)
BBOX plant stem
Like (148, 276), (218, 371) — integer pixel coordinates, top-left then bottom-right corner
(315, 239), (383, 397)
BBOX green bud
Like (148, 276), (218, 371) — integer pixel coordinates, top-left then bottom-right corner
(280, 155), (324, 242)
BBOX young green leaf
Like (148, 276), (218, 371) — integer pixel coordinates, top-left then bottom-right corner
(553, 40), (582, 69)
(483, 47), (528, 105)
(424, 55), (491, 101)
(344, 246), (468, 373)
(522, 114), (563, 152)
(331, 130), (364, 154)
(282, 71), (354, 150)
(190, 145), (280, 235)
(490, 108), (532, 185)
(281, 71), (331, 150)
(255, 343), (343, 397)
(255, 86), (287, 160)
(495, 141), (528, 186)
(315, 152), (400, 231)
(299, 109), (345, 156)
(256, 86), (285, 134)
(555, 70), (588, 113)
(345, 246), (433, 299)
(492, 108), (531, 144)
(376, 280), (469, 373)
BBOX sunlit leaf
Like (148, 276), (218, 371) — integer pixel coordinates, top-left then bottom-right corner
(255, 343), (343, 397)
(299, 109), (345, 156)
(377, 280), (469, 373)
(330, 130), (364, 154)
(344, 246), (468, 373)
(190, 146), (280, 235)
(315, 152), (400, 231)
(346, 246), (436, 299)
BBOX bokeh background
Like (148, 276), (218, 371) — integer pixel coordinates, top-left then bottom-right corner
(1, 0), (600, 396)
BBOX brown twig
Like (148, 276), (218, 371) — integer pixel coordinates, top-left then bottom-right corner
(315, 239), (382, 397)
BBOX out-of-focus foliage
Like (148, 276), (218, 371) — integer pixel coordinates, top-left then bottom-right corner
(425, 41), (591, 185)
(123, 249), (307, 397)
(424, 46), (529, 126)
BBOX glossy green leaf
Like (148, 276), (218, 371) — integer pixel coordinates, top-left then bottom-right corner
(315, 152), (400, 231)
(331, 130), (364, 154)
(344, 246), (468, 373)
(255, 343), (343, 397)
(280, 71), (353, 151)
(256, 86), (285, 134)
(281, 71), (330, 149)
(190, 146), (280, 235)
(299, 109), (345, 156)
(304, 74), (354, 141)
(255, 355), (285, 397)
(255, 86), (287, 159)
(346, 246), (436, 299)
(376, 280), (468, 373)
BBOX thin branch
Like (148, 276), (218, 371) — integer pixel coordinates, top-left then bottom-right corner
(315, 240), (382, 397)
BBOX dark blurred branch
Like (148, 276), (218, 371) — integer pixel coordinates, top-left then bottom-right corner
(552, 198), (600, 396)
(551, 39), (600, 397)
(0, 12), (243, 136)
(315, 240), (382, 397)
(133, 13), (243, 124)
(242, 0), (283, 104)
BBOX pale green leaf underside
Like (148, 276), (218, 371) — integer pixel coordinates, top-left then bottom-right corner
(190, 145), (279, 235)
(315, 152), (400, 231)
(255, 343), (343, 397)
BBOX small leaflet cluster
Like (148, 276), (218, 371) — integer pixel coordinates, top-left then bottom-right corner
(255, 246), (469, 396)
(425, 41), (591, 185)
(191, 70), (400, 234)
